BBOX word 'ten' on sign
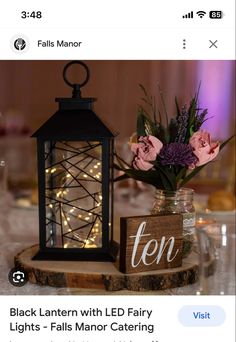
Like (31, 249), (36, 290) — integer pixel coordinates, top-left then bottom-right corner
(119, 214), (183, 274)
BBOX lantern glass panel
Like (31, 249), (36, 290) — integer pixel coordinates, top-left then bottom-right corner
(44, 140), (103, 249)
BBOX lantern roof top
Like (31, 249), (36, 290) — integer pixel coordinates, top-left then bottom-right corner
(32, 61), (117, 140)
(32, 106), (116, 140)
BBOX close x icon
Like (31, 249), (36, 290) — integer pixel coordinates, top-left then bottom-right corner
(209, 40), (218, 48)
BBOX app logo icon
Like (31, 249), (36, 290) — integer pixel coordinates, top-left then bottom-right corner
(11, 34), (30, 54)
(14, 38), (26, 51)
(8, 268), (28, 287)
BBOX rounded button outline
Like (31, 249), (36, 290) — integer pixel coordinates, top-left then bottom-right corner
(178, 305), (226, 327)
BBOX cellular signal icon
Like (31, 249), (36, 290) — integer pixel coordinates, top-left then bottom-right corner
(196, 11), (206, 18)
(182, 11), (193, 19)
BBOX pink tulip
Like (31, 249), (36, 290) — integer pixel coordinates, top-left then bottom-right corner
(133, 156), (154, 171)
(189, 130), (220, 167)
(130, 135), (163, 171)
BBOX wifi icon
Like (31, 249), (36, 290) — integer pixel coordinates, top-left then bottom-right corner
(196, 11), (206, 18)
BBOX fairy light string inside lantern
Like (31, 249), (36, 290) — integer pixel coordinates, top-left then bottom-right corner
(45, 142), (103, 249)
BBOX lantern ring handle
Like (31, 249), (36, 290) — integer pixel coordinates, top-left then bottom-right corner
(63, 61), (90, 88)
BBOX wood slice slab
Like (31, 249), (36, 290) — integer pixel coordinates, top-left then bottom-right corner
(15, 245), (199, 291)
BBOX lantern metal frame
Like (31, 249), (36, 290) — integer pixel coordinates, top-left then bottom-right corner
(32, 61), (117, 261)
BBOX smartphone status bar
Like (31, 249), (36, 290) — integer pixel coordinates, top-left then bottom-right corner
(0, 0), (235, 29)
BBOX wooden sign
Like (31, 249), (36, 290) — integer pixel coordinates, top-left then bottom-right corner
(119, 214), (183, 274)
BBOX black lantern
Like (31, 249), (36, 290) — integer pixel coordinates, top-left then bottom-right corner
(32, 61), (117, 261)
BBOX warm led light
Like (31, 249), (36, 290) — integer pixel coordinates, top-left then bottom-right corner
(88, 213), (92, 216)
(90, 169), (93, 173)
(94, 165), (98, 169)
(97, 162), (101, 166)
(64, 243), (68, 248)
(85, 216), (90, 220)
(99, 195), (102, 200)
(51, 168), (57, 173)
(78, 214), (82, 218)
(49, 204), (53, 208)
(95, 223), (99, 227)
(67, 217), (71, 221)
(64, 220), (68, 226)
(66, 174), (71, 178)
(56, 191), (62, 197)
(83, 174), (88, 178)
(69, 208), (74, 213)
(84, 239), (98, 248)
(46, 169), (49, 173)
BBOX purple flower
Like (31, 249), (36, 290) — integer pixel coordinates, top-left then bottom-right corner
(159, 143), (198, 167)
(195, 108), (208, 130)
(175, 105), (189, 143)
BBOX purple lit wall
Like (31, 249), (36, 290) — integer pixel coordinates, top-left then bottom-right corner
(197, 61), (235, 140)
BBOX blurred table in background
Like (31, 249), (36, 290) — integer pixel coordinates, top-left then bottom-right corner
(0, 189), (235, 295)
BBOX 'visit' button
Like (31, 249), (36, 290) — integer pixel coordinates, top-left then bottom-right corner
(178, 305), (225, 327)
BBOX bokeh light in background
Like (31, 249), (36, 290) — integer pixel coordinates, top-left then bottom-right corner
(197, 60), (235, 140)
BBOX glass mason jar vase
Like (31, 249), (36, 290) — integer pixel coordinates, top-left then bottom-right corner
(151, 188), (196, 257)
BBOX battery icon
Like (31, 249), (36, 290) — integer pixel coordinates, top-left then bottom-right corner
(209, 11), (223, 19)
